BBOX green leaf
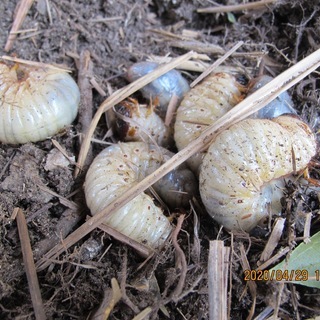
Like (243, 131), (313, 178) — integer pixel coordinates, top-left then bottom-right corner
(270, 231), (320, 289)
(227, 12), (236, 24)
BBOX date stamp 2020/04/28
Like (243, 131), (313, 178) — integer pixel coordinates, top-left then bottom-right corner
(244, 269), (320, 282)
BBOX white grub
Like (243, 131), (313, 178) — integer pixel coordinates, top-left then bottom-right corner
(174, 68), (248, 174)
(84, 142), (173, 249)
(0, 62), (80, 144)
(199, 115), (317, 232)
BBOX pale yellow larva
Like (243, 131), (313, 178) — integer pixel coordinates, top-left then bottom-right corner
(199, 115), (317, 232)
(114, 99), (172, 147)
(84, 142), (173, 249)
(0, 62), (80, 144)
(174, 69), (248, 174)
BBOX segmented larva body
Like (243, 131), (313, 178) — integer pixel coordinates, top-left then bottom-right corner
(174, 69), (248, 174)
(199, 115), (317, 232)
(127, 61), (189, 114)
(84, 142), (174, 249)
(114, 99), (172, 147)
(0, 63), (80, 144)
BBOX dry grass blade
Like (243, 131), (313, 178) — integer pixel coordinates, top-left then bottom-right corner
(97, 222), (153, 258)
(131, 307), (152, 320)
(1, 55), (73, 72)
(170, 214), (187, 302)
(170, 40), (225, 55)
(15, 208), (46, 320)
(74, 50), (197, 177)
(239, 243), (257, 320)
(5, 0), (35, 51)
(257, 247), (290, 271)
(150, 53), (211, 62)
(190, 40), (243, 87)
(197, 0), (277, 13)
(36, 48), (320, 272)
(259, 218), (285, 264)
(38, 184), (79, 210)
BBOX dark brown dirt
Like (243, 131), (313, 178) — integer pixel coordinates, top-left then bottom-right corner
(0, 0), (320, 319)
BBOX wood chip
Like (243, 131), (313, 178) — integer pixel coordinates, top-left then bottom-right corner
(208, 240), (230, 320)
(258, 218), (285, 264)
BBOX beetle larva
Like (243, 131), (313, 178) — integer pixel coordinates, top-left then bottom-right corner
(174, 69), (248, 174)
(114, 99), (172, 147)
(248, 75), (296, 119)
(85, 142), (197, 249)
(199, 115), (317, 232)
(126, 61), (189, 113)
(0, 62), (80, 144)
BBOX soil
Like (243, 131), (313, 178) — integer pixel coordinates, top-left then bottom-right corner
(0, 0), (320, 319)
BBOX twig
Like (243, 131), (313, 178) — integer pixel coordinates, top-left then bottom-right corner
(15, 208), (46, 320)
(197, 0), (277, 13)
(274, 281), (285, 319)
(190, 203), (201, 265)
(45, 0), (52, 25)
(227, 233), (234, 319)
(120, 250), (140, 314)
(208, 240), (230, 320)
(89, 16), (123, 23)
(239, 243), (256, 320)
(292, 9), (318, 63)
(77, 50), (95, 170)
(36, 48), (320, 271)
(78, 50), (94, 134)
(5, 0), (35, 51)
(170, 214), (187, 302)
